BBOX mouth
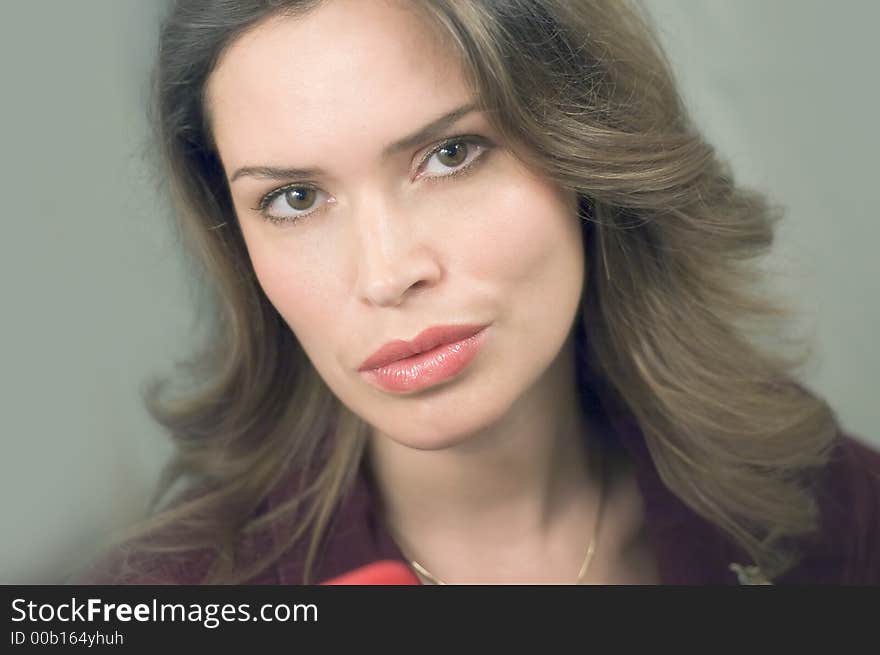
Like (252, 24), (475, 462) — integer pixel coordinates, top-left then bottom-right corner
(358, 324), (491, 394)
(358, 323), (490, 372)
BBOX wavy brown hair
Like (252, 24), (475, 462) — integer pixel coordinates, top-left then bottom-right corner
(89, 0), (839, 584)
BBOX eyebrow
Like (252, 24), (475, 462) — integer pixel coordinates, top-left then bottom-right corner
(229, 102), (478, 183)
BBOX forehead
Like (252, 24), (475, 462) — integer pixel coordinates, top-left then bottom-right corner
(205, 0), (473, 170)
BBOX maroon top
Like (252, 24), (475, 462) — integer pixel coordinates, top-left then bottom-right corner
(74, 404), (880, 585)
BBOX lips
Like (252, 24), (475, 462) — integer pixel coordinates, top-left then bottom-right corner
(358, 324), (489, 371)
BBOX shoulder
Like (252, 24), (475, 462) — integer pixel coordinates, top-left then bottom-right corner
(69, 494), (282, 585)
(781, 430), (880, 584)
(830, 432), (880, 580)
(70, 527), (283, 585)
(69, 539), (217, 585)
(836, 432), (880, 475)
(69, 465), (364, 585)
(823, 431), (880, 521)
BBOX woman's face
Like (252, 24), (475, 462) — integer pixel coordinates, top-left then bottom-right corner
(206, 0), (586, 449)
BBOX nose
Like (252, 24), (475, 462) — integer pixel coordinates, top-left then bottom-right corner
(354, 199), (442, 307)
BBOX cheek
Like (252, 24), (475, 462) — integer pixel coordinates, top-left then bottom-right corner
(244, 234), (338, 349)
(466, 169), (583, 298)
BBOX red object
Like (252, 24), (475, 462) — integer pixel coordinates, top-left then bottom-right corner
(321, 560), (422, 585)
(358, 325), (490, 393)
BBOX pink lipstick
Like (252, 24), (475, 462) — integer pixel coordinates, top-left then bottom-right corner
(358, 324), (489, 393)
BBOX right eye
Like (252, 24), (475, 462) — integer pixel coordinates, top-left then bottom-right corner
(255, 184), (331, 225)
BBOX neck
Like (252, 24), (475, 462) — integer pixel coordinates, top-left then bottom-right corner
(364, 335), (604, 568)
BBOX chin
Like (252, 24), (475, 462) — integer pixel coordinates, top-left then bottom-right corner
(390, 435), (466, 452)
(379, 429), (481, 453)
(369, 397), (514, 453)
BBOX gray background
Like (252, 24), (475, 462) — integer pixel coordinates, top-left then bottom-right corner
(2, 1), (877, 583)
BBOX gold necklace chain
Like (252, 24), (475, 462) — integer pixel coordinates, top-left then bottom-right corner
(398, 445), (606, 585)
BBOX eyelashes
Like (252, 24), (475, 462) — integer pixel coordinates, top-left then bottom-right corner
(251, 134), (494, 226)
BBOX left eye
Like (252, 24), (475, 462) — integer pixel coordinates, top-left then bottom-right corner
(419, 139), (487, 178)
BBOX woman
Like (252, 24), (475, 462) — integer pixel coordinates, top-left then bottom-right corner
(76, 0), (878, 585)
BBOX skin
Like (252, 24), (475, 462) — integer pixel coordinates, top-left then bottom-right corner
(206, 0), (655, 583)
